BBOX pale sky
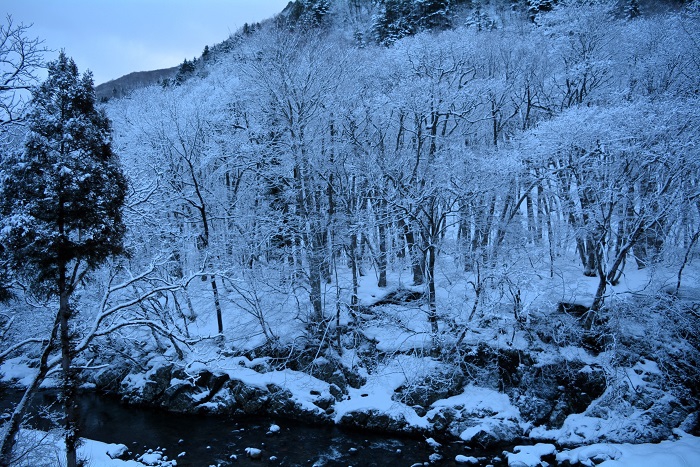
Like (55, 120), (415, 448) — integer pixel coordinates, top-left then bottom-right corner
(4, 0), (291, 85)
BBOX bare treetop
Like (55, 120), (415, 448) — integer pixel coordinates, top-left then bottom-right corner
(0, 15), (47, 126)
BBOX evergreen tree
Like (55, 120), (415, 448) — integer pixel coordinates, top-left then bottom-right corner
(175, 57), (196, 84)
(414, 0), (452, 31)
(301, 0), (332, 27)
(372, 0), (416, 45)
(0, 51), (126, 467)
(528, 0), (556, 20)
(284, 0), (331, 29)
(372, 0), (452, 45)
(626, 0), (641, 19)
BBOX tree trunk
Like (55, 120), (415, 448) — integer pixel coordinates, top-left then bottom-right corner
(0, 318), (59, 467)
(526, 188), (537, 244)
(308, 249), (324, 326)
(377, 200), (388, 288)
(583, 237), (597, 277)
(427, 244), (439, 336)
(59, 266), (79, 467)
(400, 219), (424, 285)
(589, 245), (607, 328)
(211, 275), (223, 335)
(676, 229), (700, 295)
(349, 231), (360, 315)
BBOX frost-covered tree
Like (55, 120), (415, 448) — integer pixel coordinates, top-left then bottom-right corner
(0, 15), (46, 127)
(245, 31), (345, 331)
(0, 51), (126, 467)
(0, 17), (46, 301)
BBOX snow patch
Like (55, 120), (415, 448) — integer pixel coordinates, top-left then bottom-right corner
(504, 443), (556, 466)
(556, 431), (700, 467)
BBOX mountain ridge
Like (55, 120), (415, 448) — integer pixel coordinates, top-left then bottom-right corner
(95, 0), (688, 101)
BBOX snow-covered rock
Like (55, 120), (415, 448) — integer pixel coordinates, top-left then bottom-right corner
(267, 423), (281, 434)
(455, 454), (479, 464)
(105, 443), (129, 460)
(504, 443), (556, 467)
(245, 447), (262, 459)
(428, 385), (525, 447)
(425, 437), (441, 449)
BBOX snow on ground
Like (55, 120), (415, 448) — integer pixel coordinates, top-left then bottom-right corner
(3, 249), (699, 465)
(10, 427), (700, 467)
(0, 357), (38, 388)
(432, 385), (520, 421)
(9, 429), (147, 466)
(430, 385), (523, 441)
(0, 357), (60, 389)
(555, 430), (700, 467)
(362, 319), (432, 353)
(505, 443), (556, 466)
(530, 412), (646, 446)
(333, 354), (437, 428)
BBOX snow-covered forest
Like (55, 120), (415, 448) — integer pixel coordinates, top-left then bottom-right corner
(2, 1), (700, 465)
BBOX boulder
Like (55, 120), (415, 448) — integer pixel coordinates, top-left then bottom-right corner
(338, 409), (420, 435)
(393, 365), (464, 408)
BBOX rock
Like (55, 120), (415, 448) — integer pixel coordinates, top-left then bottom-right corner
(338, 409), (418, 435)
(458, 344), (536, 392)
(512, 361), (606, 429)
(462, 419), (522, 448)
(308, 357), (349, 390)
(312, 394), (335, 410)
(245, 447), (262, 459)
(393, 365), (464, 408)
(106, 443), (129, 460)
(680, 412), (699, 434)
(413, 405), (427, 417)
(234, 382), (269, 413)
(161, 381), (199, 413)
(369, 288), (425, 306)
(92, 363), (130, 392)
(504, 443), (557, 467)
(268, 423), (281, 434)
(344, 366), (368, 389)
(425, 437), (441, 449)
(137, 450), (165, 466)
(141, 365), (173, 402)
(328, 383), (343, 401)
(428, 399), (523, 448)
(455, 454), (479, 464)
(428, 407), (458, 432)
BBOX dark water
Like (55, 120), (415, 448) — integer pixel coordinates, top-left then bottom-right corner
(1, 389), (517, 466)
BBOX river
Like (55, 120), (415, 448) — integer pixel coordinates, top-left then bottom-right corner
(1, 388), (518, 466)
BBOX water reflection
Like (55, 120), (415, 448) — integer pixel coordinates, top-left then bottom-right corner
(1, 389), (513, 466)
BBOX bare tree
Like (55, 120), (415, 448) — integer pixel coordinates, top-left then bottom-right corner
(0, 15), (46, 127)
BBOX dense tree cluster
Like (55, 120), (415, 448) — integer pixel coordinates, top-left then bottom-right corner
(104, 0), (700, 346)
(372, 0), (453, 44)
(1, 2), (700, 462)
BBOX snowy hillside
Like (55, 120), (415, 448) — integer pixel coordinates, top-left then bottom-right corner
(2, 1), (700, 466)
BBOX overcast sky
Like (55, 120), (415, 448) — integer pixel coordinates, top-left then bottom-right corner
(4, 0), (290, 85)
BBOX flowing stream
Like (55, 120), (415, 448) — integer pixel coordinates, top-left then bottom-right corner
(0, 388), (525, 466)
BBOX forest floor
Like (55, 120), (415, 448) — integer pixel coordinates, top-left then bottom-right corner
(3, 252), (700, 465)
